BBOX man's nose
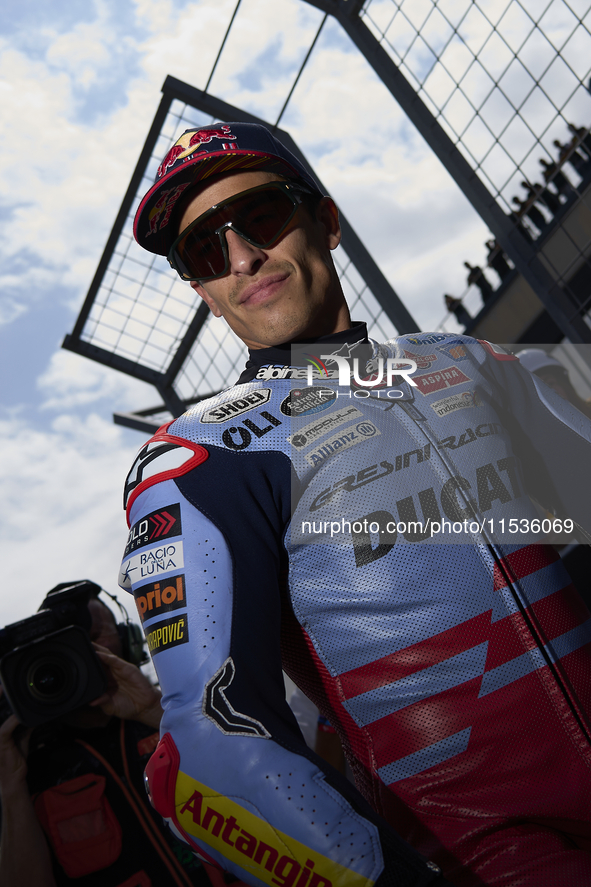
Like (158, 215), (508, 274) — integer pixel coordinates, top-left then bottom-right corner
(225, 229), (266, 275)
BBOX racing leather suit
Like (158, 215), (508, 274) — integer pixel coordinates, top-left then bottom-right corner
(119, 326), (591, 887)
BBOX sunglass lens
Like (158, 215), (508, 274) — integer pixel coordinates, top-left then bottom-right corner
(230, 189), (295, 244)
(175, 226), (226, 281)
(173, 185), (299, 280)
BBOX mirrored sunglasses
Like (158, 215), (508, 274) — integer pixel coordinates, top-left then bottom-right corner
(168, 181), (314, 282)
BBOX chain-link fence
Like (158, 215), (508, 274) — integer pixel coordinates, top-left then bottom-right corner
(66, 85), (406, 424)
(356, 0), (591, 331)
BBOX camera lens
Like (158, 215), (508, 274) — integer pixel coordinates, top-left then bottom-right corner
(27, 654), (77, 703)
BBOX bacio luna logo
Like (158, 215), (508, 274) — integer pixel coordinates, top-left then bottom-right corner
(304, 353), (418, 388)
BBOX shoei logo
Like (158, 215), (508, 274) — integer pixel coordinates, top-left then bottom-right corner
(201, 389), (271, 424)
(175, 772), (372, 887)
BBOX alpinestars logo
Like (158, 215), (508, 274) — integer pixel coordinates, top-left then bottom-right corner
(125, 503), (182, 556)
(124, 435), (207, 512)
(203, 658), (270, 739)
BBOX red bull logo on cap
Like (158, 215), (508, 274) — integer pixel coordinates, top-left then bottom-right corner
(157, 125), (237, 178)
(147, 183), (191, 235)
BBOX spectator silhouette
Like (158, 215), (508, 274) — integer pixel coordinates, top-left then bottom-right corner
(512, 195), (546, 232)
(464, 261), (494, 303)
(508, 209), (534, 242)
(486, 240), (512, 281)
(539, 157), (572, 196)
(521, 180), (560, 215)
(567, 123), (591, 159)
(553, 139), (588, 175)
(445, 294), (472, 327)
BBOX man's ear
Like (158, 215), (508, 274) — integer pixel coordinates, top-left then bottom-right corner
(190, 281), (223, 317)
(316, 197), (342, 251)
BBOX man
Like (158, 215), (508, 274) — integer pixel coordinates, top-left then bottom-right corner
(120, 122), (591, 887)
(0, 586), (209, 887)
(516, 348), (591, 420)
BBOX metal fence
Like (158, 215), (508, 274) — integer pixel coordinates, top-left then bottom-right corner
(63, 78), (416, 429)
(64, 0), (591, 432)
(304, 0), (591, 340)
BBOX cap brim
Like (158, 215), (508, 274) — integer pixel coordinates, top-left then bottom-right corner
(134, 149), (314, 256)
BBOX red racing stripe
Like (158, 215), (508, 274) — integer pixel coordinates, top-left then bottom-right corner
(339, 612), (491, 699)
(493, 544), (559, 591)
(529, 583), (590, 645)
(368, 678), (482, 768)
(297, 627), (374, 773)
(484, 584), (585, 671)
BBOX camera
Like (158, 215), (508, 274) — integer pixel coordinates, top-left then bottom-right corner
(0, 581), (108, 727)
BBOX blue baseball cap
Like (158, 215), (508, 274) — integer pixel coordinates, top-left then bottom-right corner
(134, 122), (323, 256)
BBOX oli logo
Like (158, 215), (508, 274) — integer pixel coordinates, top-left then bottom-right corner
(134, 574), (186, 623)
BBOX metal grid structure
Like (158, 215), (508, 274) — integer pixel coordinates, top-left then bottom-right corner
(358, 0), (591, 334)
(63, 77), (416, 430)
(303, 0), (591, 340)
(64, 0), (591, 432)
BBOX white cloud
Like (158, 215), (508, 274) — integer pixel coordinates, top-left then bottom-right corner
(37, 350), (157, 412)
(0, 47), (130, 321)
(138, 0), (242, 89)
(196, 0), (325, 119)
(0, 295), (29, 326)
(2, 0), (589, 637)
(0, 0), (545, 340)
(46, 21), (112, 87)
(260, 25), (489, 328)
(0, 412), (139, 626)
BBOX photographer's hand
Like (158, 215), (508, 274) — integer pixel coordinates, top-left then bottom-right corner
(0, 713), (30, 796)
(0, 712), (56, 886)
(90, 645), (163, 729)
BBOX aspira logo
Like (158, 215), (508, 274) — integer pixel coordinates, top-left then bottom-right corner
(175, 772), (370, 887)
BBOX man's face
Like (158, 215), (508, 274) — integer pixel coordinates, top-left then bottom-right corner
(88, 598), (122, 658)
(536, 367), (571, 402)
(58, 599), (122, 728)
(179, 170), (350, 349)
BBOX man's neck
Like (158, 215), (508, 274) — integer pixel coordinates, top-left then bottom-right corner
(237, 321), (369, 384)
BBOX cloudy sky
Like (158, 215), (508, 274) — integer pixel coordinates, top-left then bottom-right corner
(2, 0), (567, 626)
